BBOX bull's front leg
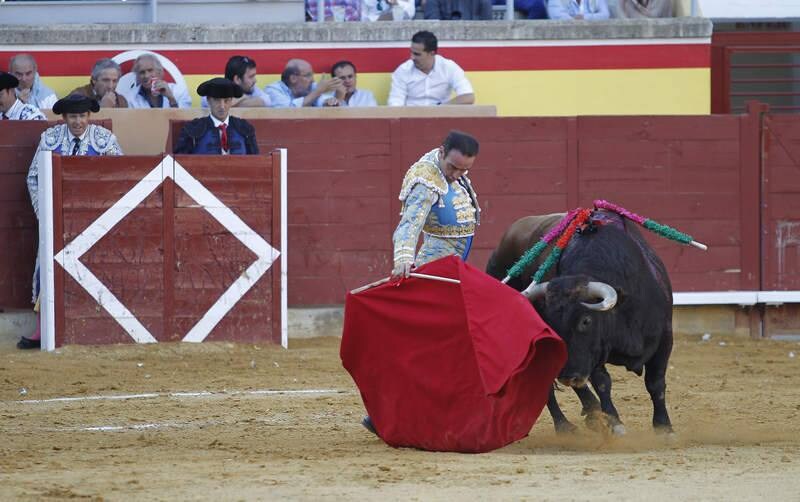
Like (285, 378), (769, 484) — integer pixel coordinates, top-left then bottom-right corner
(573, 385), (601, 416)
(644, 332), (674, 433)
(588, 365), (626, 436)
(546, 385), (577, 434)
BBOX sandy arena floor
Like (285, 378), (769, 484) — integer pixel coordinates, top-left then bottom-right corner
(1, 333), (799, 501)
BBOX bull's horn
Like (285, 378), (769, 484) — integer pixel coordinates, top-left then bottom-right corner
(581, 281), (618, 311)
(522, 282), (549, 300)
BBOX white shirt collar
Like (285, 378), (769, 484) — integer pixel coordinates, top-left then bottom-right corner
(6, 99), (23, 117)
(210, 114), (230, 128)
(70, 128), (88, 142)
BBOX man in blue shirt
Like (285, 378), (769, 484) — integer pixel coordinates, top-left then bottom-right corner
(265, 59), (341, 108)
(174, 78), (259, 155)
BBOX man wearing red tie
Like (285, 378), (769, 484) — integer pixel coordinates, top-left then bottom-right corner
(174, 78), (259, 155)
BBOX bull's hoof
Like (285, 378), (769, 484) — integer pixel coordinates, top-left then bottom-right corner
(585, 411), (626, 436)
(611, 424), (627, 436)
(584, 411), (608, 433)
(654, 424), (675, 436)
(554, 420), (578, 435)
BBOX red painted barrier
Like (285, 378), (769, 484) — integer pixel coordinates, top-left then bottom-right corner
(172, 113), (767, 306)
(3, 110), (795, 313)
(762, 114), (800, 291)
(0, 120), (112, 309)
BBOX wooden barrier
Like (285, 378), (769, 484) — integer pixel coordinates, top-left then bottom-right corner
(761, 112), (800, 337)
(44, 106), (498, 156)
(169, 113), (768, 306)
(0, 119), (111, 310)
(39, 152), (285, 348)
(3, 109), (797, 338)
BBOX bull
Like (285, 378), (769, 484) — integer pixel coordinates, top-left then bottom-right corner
(486, 210), (674, 435)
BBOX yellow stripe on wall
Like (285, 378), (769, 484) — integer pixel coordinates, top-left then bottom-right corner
(43, 67), (710, 116)
(468, 68), (710, 116)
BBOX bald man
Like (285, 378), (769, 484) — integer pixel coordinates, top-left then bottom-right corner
(264, 58), (340, 108)
(9, 54), (58, 109)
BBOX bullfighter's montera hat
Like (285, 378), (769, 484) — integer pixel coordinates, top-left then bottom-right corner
(52, 94), (100, 115)
(0, 72), (19, 91)
(197, 78), (244, 99)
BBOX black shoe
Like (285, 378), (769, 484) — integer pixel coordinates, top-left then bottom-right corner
(16, 336), (40, 350)
(361, 416), (378, 436)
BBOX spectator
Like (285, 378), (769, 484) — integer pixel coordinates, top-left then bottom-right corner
(424, 0), (492, 19)
(0, 72), (46, 120)
(201, 55), (270, 108)
(616, 0), (672, 18)
(329, 61), (377, 107)
(362, 0), (415, 21)
(69, 58), (128, 108)
(175, 78), (259, 155)
(547, 0), (610, 19)
(388, 31), (475, 107)
(265, 59), (340, 108)
(21, 94), (123, 350)
(306, 0), (361, 21)
(514, 0), (548, 18)
(9, 54), (58, 109)
(120, 53), (192, 109)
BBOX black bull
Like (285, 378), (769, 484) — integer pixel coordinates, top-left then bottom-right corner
(486, 210), (674, 435)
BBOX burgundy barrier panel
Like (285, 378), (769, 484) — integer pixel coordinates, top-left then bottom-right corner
(171, 113), (767, 306)
(52, 153), (282, 346)
(762, 115), (800, 290)
(0, 121), (48, 309)
(8, 112), (796, 311)
(0, 119), (111, 309)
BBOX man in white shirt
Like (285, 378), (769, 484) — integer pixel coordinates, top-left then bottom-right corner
(329, 61), (377, 107)
(120, 53), (192, 109)
(9, 54), (58, 110)
(387, 31), (475, 107)
(0, 72), (46, 120)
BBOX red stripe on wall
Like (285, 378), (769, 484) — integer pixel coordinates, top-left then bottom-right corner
(0, 44), (709, 77)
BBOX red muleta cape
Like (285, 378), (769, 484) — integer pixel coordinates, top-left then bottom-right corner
(341, 256), (566, 453)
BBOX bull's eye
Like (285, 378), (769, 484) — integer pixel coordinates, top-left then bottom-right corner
(578, 316), (592, 332)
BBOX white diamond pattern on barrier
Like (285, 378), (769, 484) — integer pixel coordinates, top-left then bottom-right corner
(54, 155), (280, 344)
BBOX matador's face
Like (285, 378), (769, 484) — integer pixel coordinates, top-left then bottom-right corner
(440, 147), (475, 183)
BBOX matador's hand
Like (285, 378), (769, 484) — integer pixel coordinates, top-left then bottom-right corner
(391, 261), (413, 280)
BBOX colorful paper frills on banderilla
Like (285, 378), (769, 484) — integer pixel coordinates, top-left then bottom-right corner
(502, 200), (708, 286)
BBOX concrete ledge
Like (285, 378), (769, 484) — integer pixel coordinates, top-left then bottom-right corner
(1, 303), (795, 346)
(0, 309), (36, 348)
(288, 307), (344, 339)
(0, 308), (343, 347)
(0, 18), (712, 45)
